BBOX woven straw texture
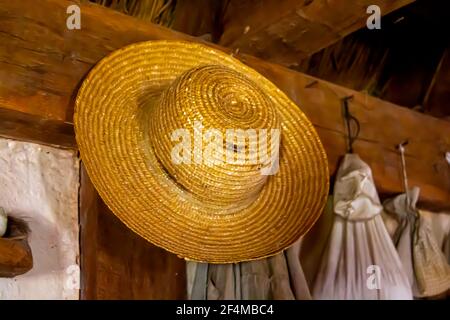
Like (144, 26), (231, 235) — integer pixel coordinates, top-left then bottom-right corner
(74, 40), (329, 263)
(385, 189), (450, 297)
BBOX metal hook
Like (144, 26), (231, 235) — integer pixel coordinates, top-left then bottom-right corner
(341, 95), (360, 153)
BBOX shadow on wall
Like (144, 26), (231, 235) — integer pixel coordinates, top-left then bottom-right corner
(0, 138), (80, 300)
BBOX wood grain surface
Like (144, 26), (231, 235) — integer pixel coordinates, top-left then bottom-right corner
(80, 164), (186, 299)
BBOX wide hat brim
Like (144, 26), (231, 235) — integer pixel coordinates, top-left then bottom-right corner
(74, 40), (329, 263)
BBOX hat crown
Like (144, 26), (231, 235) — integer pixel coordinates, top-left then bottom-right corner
(148, 65), (281, 210)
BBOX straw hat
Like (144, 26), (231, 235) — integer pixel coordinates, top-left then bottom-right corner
(74, 40), (329, 263)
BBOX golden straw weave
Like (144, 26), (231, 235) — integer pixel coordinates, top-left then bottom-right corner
(74, 41), (329, 263)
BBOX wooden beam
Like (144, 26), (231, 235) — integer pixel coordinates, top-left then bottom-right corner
(0, 218), (33, 278)
(0, 0), (449, 212)
(424, 47), (450, 118)
(219, 0), (415, 67)
(0, 107), (76, 149)
(246, 62), (450, 211)
(0, 0), (193, 122)
(79, 164), (98, 299)
(0, 238), (32, 277)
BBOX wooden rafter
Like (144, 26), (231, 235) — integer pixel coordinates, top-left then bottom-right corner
(423, 47), (450, 118)
(219, 0), (415, 67)
(0, 107), (76, 149)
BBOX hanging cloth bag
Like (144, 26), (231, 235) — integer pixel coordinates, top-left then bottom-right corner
(384, 188), (450, 298)
(312, 154), (412, 299)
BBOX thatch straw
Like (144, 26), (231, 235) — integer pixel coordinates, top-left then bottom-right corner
(86, 0), (176, 27)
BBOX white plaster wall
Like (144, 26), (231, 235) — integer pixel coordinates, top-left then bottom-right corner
(0, 138), (79, 300)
